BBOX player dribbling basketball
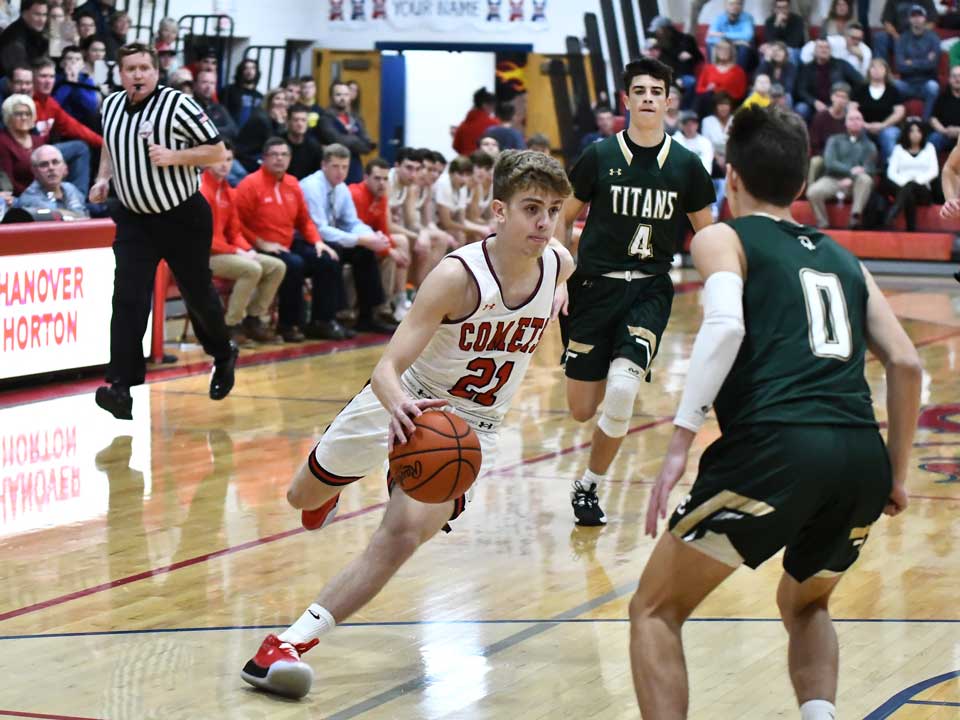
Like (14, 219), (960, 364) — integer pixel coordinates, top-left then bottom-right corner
(241, 150), (575, 699)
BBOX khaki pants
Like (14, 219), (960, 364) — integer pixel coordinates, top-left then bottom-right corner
(808, 156), (824, 189)
(806, 174), (874, 227)
(209, 251), (286, 326)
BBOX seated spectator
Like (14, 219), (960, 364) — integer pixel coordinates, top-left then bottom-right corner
(53, 45), (98, 130)
(154, 17), (178, 53)
(834, 22), (872, 78)
(467, 149), (494, 226)
(316, 80), (376, 184)
(762, 0), (807, 66)
(527, 133), (551, 154)
(47, 4), (78, 58)
(930, 65), (960, 152)
(349, 157), (412, 322)
(852, 58), (905, 161)
(648, 15), (702, 109)
(0, 0), (48, 78)
(300, 143), (398, 335)
(794, 38), (863, 121)
(0, 94), (42, 194)
(32, 56), (101, 194)
(298, 74), (323, 132)
(195, 68), (238, 141)
(806, 107), (877, 228)
(706, 0), (755, 69)
(822, 0), (854, 37)
(434, 154), (487, 245)
(757, 41), (798, 106)
(75, 12), (96, 42)
(874, 0), (937, 62)
(673, 110), (714, 172)
(388, 146), (424, 243)
(201, 141), (287, 345)
(883, 117), (938, 229)
(74, 0), (112, 38)
(103, 10), (129, 61)
(478, 134), (500, 158)
(234, 137), (339, 343)
(7, 63), (35, 96)
(578, 105), (617, 155)
(483, 101), (525, 150)
(236, 88), (287, 172)
(770, 83), (790, 108)
(79, 34), (106, 83)
(14, 144), (87, 217)
(284, 103), (323, 180)
(280, 75), (301, 106)
(403, 149), (454, 288)
(701, 92), (733, 215)
(893, 6), (941, 120)
(452, 86), (498, 156)
(694, 38), (748, 115)
(741, 73), (773, 109)
(809, 82), (851, 185)
(222, 58), (263, 129)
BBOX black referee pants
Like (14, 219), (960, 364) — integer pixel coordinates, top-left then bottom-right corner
(107, 192), (232, 387)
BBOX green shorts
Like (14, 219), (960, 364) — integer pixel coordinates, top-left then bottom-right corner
(669, 424), (892, 582)
(561, 272), (674, 382)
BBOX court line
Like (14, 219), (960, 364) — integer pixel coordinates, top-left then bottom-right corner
(2, 616), (959, 642)
(0, 711), (102, 720)
(0, 502), (387, 624)
(864, 669), (960, 719)
(323, 582), (636, 720)
(905, 700), (960, 707)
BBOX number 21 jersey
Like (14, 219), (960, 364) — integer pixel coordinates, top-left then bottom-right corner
(402, 240), (560, 431)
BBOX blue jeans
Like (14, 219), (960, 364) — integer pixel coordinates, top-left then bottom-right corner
(679, 75), (697, 110)
(928, 131), (956, 153)
(794, 102), (814, 122)
(873, 31), (893, 62)
(227, 159), (247, 188)
(713, 178), (726, 219)
(893, 78), (939, 120)
(55, 140), (90, 195)
(869, 125), (901, 163)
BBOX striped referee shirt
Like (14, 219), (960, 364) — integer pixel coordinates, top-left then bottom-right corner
(101, 85), (222, 214)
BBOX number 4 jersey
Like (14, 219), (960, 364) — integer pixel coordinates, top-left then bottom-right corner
(401, 240), (560, 432)
(570, 131), (715, 276)
(713, 214), (877, 431)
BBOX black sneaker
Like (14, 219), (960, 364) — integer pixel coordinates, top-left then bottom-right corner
(571, 481), (606, 526)
(95, 384), (133, 420)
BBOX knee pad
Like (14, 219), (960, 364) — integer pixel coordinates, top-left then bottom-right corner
(597, 358), (644, 438)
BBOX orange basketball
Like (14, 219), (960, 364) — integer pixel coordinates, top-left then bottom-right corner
(388, 410), (482, 504)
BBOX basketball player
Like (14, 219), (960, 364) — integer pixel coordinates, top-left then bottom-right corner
(938, 142), (960, 283)
(630, 106), (921, 719)
(241, 150), (575, 699)
(556, 57), (715, 526)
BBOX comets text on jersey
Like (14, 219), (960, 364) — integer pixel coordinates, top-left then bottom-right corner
(610, 186), (678, 220)
(458, 317), (549, 355)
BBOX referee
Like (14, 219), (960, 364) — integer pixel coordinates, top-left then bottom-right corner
(91, 42), (237, 420)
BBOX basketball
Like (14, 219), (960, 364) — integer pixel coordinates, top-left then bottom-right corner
(388, 410), (482, 503)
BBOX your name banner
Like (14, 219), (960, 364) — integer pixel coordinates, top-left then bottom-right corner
(327, 0), (550, 33)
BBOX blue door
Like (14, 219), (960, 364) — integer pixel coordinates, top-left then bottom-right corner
(379, 53), (406, 165)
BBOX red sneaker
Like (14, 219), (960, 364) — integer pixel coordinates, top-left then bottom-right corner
(241, 634), (319, 699)
(301, 493), (341, 531)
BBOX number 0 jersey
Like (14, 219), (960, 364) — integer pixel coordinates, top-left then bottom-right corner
(570, 131), (715, 276)
(713, 214), (877, 432)
(402, 240), (560, 431)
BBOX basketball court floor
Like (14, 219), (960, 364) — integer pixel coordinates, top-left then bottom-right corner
(0, 270), (957, 719)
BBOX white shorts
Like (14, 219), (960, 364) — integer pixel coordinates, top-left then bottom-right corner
(309, 384), (499, 519)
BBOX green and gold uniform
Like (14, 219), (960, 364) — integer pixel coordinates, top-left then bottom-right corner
(669, 215), (892, 582)
(563, 131), (715, 381)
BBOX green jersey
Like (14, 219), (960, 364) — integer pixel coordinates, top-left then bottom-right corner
(714, 214), (877, 431)
(569, 131), (715, 276)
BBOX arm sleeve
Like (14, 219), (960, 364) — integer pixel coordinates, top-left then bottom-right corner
(823, 136), (849, 175)
(65, 183), (88, 215)
(682, 155), (717, 212)
(225, 198), (253, 250)
(295, 186), (322, 245)
(339, 186), (374, 237)
(886, 146), (905, 185)
(862, 139), (878, 175)
(727, 14), (755, 43)
(728, 66), (748, 101)
(917, 143), (940, 185)
(233, 183), (259, 244)
(568, 143), (598, 202)
(173, 94), (221, 145)
(53, 101), (102, 147)
(795, 65), (816, 106)
(316, 112), (367, 152)
(673, 271), (746, 433)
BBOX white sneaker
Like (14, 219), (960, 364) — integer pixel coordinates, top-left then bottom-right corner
(671, 253), (682, 268)
(393, 298), (412, 322)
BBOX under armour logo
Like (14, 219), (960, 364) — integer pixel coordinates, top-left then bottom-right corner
(799, 235), (816, 251)
(481, 302), (497, 311)
(609, 168), (622, 176)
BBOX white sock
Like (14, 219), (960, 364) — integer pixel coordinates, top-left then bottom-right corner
(800, 699), (836, 720)
(278, 603), (336, 645)
(573, 468), (605, 492)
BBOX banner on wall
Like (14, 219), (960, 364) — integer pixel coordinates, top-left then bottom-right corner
(327, 0), (550, 32)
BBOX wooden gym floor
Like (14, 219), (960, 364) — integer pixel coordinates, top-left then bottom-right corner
(0, 270), (958, 719)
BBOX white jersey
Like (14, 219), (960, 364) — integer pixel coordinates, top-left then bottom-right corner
(388, 168), (408, 223)
(402, 240), (560, 431)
